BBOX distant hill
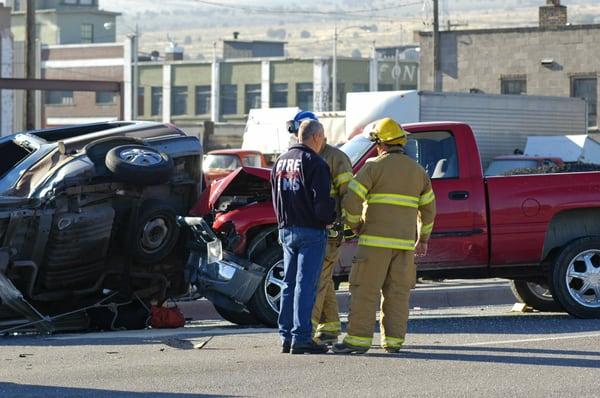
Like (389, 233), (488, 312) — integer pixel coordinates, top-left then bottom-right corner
(99, 0), (600, 60)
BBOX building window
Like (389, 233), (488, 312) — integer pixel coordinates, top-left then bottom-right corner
(81, 23), (93, 44)
(245, 84), (261, 114)
(270, 83), (288, 108)
(378, 84), (393, 92)
(501, 78), (527, 95)
(352, 83), (369, 92)
(296, 83), (313, 110)
(221, 84), (237, 115)
(151, 87), (162, 116)
(13, 0), (22, 11)
(45, 91), (74, 105)
(95, 91), (116, 104)
(572, 77), (597, 127)
(172, 86), (188, 116)
(195, 85), (211, 115)
(137, 87), (144, 116)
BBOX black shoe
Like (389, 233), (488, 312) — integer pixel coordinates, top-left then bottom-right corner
(314, 332), (339, 345)
(332, 342), (369, 354)
(290, 341), (329, 355)
(281, 342), (291, 354)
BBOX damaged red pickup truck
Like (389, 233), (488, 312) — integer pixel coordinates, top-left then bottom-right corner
(191, 121), (600, 326)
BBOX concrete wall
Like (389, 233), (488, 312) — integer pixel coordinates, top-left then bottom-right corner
(418, 25), (600, 127)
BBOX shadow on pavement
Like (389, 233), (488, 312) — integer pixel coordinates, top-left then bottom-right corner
(365, 347), (600, 369)
(0, 383), (237, 398)
(403, 313), (600, 335)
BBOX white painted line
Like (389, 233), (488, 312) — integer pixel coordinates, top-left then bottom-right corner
(48, 326), (275, 341)
(462, 332), (600, 347)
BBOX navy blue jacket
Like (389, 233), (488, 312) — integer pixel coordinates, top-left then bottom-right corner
(271, 144), (336, 229)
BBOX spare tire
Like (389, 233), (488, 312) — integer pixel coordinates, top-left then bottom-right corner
(106, 144), (174, 185)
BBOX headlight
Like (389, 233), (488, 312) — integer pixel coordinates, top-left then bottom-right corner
(206, 239), (223, 264)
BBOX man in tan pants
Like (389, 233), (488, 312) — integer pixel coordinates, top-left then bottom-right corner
(312, 143), (352, 344)
(333, 117), (436, 354)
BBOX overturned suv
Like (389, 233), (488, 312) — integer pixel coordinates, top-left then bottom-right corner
(0, 121), (202, 334)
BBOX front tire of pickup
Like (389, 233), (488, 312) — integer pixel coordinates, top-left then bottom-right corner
(551, 237), (600, 319)
(510, 279), (563, 312)
(247, 246), (284, 327)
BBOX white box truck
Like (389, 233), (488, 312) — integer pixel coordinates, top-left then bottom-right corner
(346, 90), (588, 166)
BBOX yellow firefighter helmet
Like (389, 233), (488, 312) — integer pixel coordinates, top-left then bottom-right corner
(367, 117), (408, 146)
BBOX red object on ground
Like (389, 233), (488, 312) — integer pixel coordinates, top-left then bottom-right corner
(150, 305), (185, 329)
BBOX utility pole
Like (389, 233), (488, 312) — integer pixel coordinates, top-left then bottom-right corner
(432, 0), (441, 92)
(332, 24), (337, 111)
(25, 0), (35, 130)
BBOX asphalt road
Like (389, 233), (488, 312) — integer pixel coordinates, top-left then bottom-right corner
(2, 303), (600, 398)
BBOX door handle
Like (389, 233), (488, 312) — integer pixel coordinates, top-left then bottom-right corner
(449, 191), (469, 200)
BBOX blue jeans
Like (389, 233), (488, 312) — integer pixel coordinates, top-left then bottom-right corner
(278, 226), (327, 345)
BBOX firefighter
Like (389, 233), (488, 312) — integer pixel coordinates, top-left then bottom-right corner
(332, 117), (436, 354)
(312, 133), (353, 344)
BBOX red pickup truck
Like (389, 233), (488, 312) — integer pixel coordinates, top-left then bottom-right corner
(190, 121), (600, 326)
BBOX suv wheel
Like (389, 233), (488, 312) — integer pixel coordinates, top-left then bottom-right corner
(551, 237), (600, 318)
(247, 245), (284, 327)
(129, 200), (180, 264)
(510, 279), (563, 312)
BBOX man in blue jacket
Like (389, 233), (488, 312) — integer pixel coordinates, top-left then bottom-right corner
(271, 119), (336, 355)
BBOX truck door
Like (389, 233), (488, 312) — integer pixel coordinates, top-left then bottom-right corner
(407, 128), (488, 271)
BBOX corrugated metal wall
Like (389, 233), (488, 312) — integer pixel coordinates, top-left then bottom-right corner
(419, 91), (588, 166)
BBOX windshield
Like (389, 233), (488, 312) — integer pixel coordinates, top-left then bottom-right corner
(203, 154), (242, 172)
(340, 136), (374, 166)
(241, 154), (263, 167)
(484, 159), (538, 176)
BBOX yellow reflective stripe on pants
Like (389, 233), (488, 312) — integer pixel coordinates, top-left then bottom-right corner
(421, 222), (434, 236)
(367, 193), (419, 208)
(419, 189), (435, 206)
(342, 209), (361, 224)
(343, 335), (372, 348)
(348, 179), (368, 200)
(334, 172), (352, 187)
(382, 336), (405, 349)
(316, 321), (341, 333)
(359, 234), (415, 251)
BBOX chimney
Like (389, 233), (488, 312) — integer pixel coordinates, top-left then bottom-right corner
(233, 31), (240, 40)
(165, 42), (184, 61)
(539, 0), (567, 29)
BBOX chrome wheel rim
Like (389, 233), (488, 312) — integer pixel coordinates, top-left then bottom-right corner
(565, 249), (600, 308)
(119, 148), (163, 166)
(526, 281), (553, 300)
(141, 217), (169, 252)
(265, 260), (285, 313)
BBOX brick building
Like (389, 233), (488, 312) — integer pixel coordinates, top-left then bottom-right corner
(418, 0), (600, 129)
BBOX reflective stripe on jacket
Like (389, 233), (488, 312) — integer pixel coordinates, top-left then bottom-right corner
(342, 146), (436, 250)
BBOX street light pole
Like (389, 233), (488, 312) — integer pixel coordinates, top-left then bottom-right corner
(132, 23), (139, 119)
(332, 24), (338, 112)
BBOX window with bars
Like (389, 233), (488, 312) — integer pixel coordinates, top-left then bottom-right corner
(81, 23), (93, 43)
(270, 83), (288, 108)
(151, 87), (162, 116)
(195, 85), (211, 115)
(296, 83), (313, 110)
(501, 78), (527, 95)
(221, 84), (237, 115)
(172, 86), (188, 116)
(245, 84), (261, 114)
